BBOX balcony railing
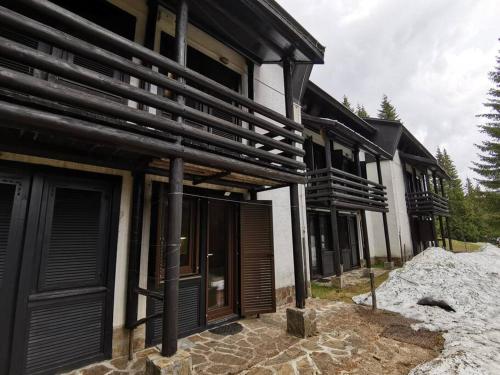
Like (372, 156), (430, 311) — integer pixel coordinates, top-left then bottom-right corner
(406, 191), (449, 216)
(0, 3), (305, 185)
(306, 167), (388, 212)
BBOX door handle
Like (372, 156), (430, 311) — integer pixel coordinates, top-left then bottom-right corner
(207, 253), (213, 257)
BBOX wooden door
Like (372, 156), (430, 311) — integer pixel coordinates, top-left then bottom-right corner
(0, 170), (30, 375)
(307, 213), (322, 278)
(348, 215), (360, 268)
(240, 201), (275, 316)
(8, 171), (119, 375)
(206, 200), (237, 321)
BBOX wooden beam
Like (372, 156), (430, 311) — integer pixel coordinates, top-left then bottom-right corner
(192, 171), (230, 185)
(0, 100), (305, 184)
(284, 57), (305, 309)
(162, 0), (188, 357)
(376, 156), (392, 262)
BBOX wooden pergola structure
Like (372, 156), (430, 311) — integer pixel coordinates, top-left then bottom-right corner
(0, 0), (325, 360)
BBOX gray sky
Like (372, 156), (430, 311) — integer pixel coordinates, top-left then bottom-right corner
(277, 0), (500, 182)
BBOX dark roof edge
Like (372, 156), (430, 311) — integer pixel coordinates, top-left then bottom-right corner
(398, 151), (450, 179)
(366, 119), (448, 178)
(307, 81), (377, 134)
(364, 117), (401, 125)
(302, 114), (392, 159)
(252, 0), (326, 63)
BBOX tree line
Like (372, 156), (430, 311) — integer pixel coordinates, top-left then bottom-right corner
(341, 41), (499, 243)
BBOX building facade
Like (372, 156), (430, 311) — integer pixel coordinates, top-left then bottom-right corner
(0, 0), (324, 373)
(0, 1), (452, 374)
(300, 82), (393, 280)
(365, 118), (451, 260)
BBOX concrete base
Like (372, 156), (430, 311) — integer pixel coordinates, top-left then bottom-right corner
(146, 350), (192, 375)
(384, 261), (395, 270)
(330, 275), (344, 289)
(286, 307), (318, 338)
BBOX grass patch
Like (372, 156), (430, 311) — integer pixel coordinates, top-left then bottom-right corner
(312, 272), (390, 303)
(447, 239), (482, 253)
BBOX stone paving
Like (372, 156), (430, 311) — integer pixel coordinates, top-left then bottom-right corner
(63, 297), (441, 375)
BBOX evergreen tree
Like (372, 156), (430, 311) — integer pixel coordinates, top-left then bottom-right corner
(342, 95), (354, 112)
(463, 178), (487, 242)
(356, 104), (369, 118)
(472, 42), (500, 192)
(436, 148), (467, 240)
(377, 94), (400, 121)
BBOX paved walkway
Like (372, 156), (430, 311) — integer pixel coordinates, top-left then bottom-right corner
(65, 298), (441, 375)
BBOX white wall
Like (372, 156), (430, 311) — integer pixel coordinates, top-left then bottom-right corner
(254, 64), (309, 289)
(365, 151), (413, 260)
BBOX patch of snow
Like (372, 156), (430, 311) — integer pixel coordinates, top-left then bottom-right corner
(353, 245), (500, 375)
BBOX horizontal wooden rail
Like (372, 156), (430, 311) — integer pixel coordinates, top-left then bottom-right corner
(306, 167), (388, 212)
(0, 100), (305, 184)
(7, 2), (303, 133)
(0, 4), (306, 182)
(406, 191), (449, 216)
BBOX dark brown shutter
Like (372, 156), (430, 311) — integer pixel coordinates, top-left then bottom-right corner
(240, 201), (276, 316)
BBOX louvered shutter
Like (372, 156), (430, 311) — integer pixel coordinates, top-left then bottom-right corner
(240, 201), (276, 316)
(0, 174), (29, 375)
(22, 178), (113, 374)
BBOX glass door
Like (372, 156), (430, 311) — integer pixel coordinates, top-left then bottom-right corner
(206, 200), (236, 321)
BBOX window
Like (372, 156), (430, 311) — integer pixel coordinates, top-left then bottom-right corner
(149, 182), (199, 289)
(179, 198), (198, 275)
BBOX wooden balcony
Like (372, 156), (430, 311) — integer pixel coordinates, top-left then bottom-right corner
(306, 167), (388, 212)
(406, 191), (450, 216)
(0, 3), (305, 186)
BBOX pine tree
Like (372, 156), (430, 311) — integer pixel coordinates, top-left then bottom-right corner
(377, 94), (400, 121)
(342, 95), (353, 112)
(436, 148), (467, 240)
(356, 104), (369, 118)
(472, 42), (500, 192)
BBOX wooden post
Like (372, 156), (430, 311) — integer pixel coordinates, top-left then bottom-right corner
(440, 177), (453, 251)
(426, 171), (438, 247)
(284, 57), (305, 308)
(162, 157), (184, 356)
(324, 134), (342, 277)
(162, 0), (187, 357)
(125, 172), (145, 329)
(433, 172), (446, 249)
(376, 156), (392, 262)
(354, 147), (372, 270)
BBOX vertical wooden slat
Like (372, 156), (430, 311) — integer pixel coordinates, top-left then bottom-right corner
(240, 201), (275, 316)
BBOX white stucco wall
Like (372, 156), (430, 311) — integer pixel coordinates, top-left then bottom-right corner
(254, 63), (309, 289)
(365, 151), (413, 260)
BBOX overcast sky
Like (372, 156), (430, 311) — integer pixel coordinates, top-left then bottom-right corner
(277, 0), (500, 182)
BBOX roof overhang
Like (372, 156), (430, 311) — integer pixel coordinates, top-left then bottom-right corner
(302, 82), (377, 136)
(302, 114), (392, 160)
(399, 151), (449, 179)
(171, 0), (325, 64)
